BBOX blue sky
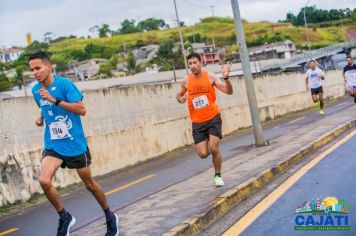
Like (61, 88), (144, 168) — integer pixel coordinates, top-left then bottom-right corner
(0, 0), (355, 47)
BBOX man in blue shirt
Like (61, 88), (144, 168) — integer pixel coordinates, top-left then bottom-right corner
(343, 56), (356, 103)
(29, 51), (118, 236)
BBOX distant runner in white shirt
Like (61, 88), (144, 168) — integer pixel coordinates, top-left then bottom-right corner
(305, 60), (325, 115)
(342, 56), (356, 103)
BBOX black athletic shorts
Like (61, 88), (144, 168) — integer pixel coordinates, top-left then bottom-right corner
(311, 86), (323, 95)
(42, 148), (92, 169)
(192, 114), (222, 144)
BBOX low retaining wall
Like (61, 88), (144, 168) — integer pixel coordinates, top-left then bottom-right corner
(0, 70), (346, 207)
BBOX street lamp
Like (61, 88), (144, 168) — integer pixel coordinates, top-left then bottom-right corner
(303, 0), (312, 51)
(230, 0), (265, 146)
(173, 0), (189, 74)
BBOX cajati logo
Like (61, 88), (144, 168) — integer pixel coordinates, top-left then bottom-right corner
(294, 196), (350, 231)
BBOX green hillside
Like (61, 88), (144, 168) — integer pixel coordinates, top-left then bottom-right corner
(49, 17), (354, 55)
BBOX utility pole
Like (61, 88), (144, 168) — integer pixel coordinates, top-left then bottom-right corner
(210, 5), (216, 50)
(173, 0), (188, 74)
(210, 5), (215, 16)
(230, 0), (265, 146)
(303, 0), (312, 51)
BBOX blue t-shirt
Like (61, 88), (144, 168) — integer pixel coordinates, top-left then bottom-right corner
(32, 75), (87, 156)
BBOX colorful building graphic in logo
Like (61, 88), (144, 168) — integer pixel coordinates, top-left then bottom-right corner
(294, 196), (350, 231)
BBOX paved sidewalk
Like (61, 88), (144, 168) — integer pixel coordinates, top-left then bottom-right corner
(73, 106), (356, 236)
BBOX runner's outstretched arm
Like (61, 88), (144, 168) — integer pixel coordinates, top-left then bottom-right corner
(212, 62), (233, 95)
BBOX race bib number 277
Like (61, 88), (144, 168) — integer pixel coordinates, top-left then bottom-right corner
(192, 95), (209, 109)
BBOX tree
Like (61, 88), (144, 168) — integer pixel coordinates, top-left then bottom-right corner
(137, 18), (169, 32)
(98, 55), (119, 77)
(118, 19), (140, 34)
(13, 40), (49, 66)
(285, 12), (297, 25)
(188, 33), (202, 43)
(282, 6), (356, 26)
(51, 53), (72, 71)
(150, 40), (185, 71)
(0, 72), (11, 92)
(126, 52), (139, 75)
(98, 24), (112, 38)
(50, 35), (77, 43)
(70, 49), (90, 61)
(43, 32), (54, 43)
(27, 41), (49, 52)
(8, 66), (28, 96)
(89, 25), (99, 37)
(136, 39), (144, 48)
(0, 61), (12, 71)
(99, 61), (113, 77)
(108, 55), (118, 67)
(84, 43), (104, 58)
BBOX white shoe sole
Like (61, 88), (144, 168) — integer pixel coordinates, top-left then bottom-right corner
(113, 213), (119, 236)
(66, 216), (76, 236)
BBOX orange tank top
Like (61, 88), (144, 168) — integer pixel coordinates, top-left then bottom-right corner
(187, 71), (220, 123)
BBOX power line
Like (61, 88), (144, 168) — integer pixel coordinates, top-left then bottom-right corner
(181, 0), (226, 16)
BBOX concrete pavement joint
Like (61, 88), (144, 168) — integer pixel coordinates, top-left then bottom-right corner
(164, 119), (356, 236)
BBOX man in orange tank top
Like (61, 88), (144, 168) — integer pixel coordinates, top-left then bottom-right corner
(176, 53), (233, 187)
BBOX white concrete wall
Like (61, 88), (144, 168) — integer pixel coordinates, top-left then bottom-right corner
(0, 70), (346, 207)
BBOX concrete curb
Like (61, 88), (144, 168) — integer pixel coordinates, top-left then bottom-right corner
(163, 119), (356, 236)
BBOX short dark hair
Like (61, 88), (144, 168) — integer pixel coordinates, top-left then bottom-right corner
(28, 51), (51, 63)
(309, 59), (316, 64)
(187, 53), (201, 62)
(347, 56), (352, 60)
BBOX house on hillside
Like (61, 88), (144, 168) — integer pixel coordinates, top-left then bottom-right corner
(0, 48), (24, 63)
(132, 44), (159, 65)
(66, 58), (107, 81)
(191, 43), (221, 65)
(247, 40), (296, 60)
(172, 42), (222, 65)
(346, 29), (356, 41)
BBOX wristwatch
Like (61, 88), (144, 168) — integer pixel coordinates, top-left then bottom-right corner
(54, 99), (62, 105)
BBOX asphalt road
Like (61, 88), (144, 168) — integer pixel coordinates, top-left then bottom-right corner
(207, 121), (356, 236)
(0, 97), (354, 236)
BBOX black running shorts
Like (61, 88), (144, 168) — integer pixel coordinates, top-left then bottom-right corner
(192, 114), (222, 144)
(42, 148), (92, 169)
(311, 86), (323, 95)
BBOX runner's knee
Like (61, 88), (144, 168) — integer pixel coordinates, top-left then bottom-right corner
(210, 146), (219, 156)
(197, 150), (209, 159)
(84, 180), (96, 192)
(39, 177), (52, 190)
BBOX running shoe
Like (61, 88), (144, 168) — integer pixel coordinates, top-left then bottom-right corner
(319, 110), (325, 115)
(57, 213), (76, 236)
(106, 213), (119, 236)
(215, 176), (225, 187)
